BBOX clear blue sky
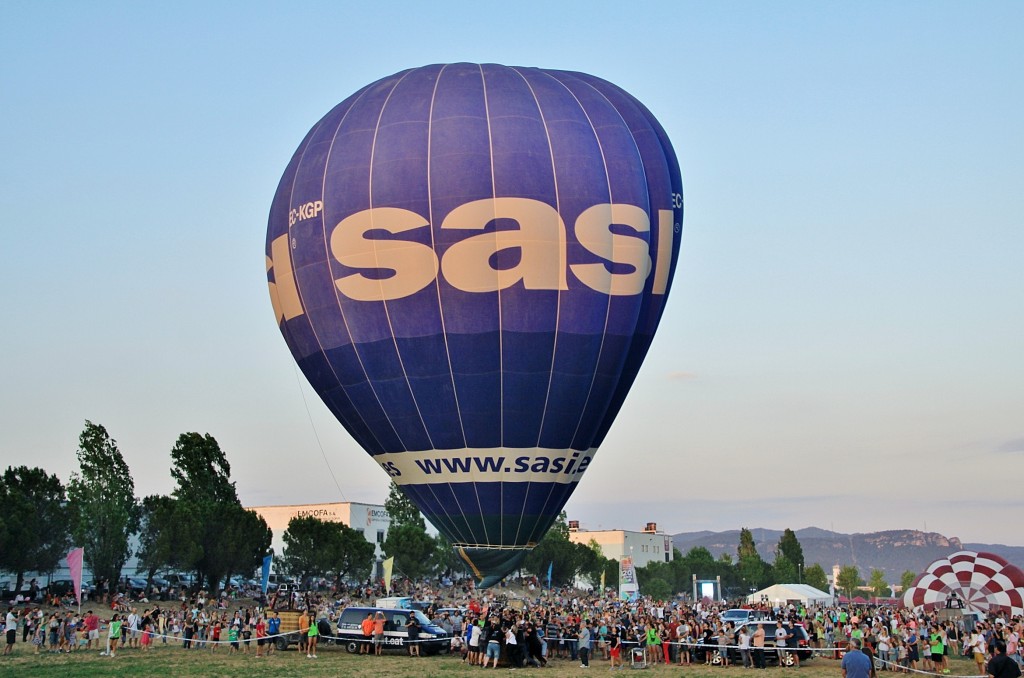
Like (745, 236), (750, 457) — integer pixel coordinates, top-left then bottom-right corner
(2, 1), (1021, 547)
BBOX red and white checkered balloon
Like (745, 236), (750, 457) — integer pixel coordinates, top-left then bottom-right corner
(903, 550), (1024, 615)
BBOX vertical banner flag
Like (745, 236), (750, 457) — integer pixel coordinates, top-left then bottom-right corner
(601, 569), (606, 592)
(547, 561), (553, 590)
(382, 557), (395, 594)
(261, 554), (273, 594)
(67, 547), (84, 607)
(619, 556), (639, 601)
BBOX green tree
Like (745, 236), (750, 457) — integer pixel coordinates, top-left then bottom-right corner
(577, 539), (614, 589)
(282, 515), (342, 584)
(282, 515), (374, 587)
(523, 513), (592, 587)
(67, 421), (139, 592)
(682, 546), (716, 569)
(644, 577), (672, 600)
(136, 494), (201, 585)
(384, 483), (425, 529)
(737, 528), (759, 560)
(331, 522), (375, 584)
(837, 564), (862, 599)
(431, 533), (469, 578)
(803, 563), (829, 592)
(383, 522), (437, 581)
(900, 569), (917, 593)
(777, 529), (805, 570)
(219, 505), (272, 589)
(772, 554), (799, 584)
(868, 568), (890, 599)
(736, 528), (768, 590)
(168, 432), (249, 592)
(0, 466), (69, 592)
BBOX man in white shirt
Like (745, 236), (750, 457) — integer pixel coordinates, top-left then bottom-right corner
(4, 607), (18, 655)
(775, 621), (789, 665)
(127, 608), (140, 648)
(739, 626), (752, 668)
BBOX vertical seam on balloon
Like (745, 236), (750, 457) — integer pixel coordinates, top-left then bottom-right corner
(314, 81), (404, 457)
(367, 68), (437, 455)
(524, 67), (620, 548)
(505, 65), (563, 550)
(580, 74), (679, 449)
(420, 63), (474, 549)
(556, 71), (639, 455)
(286, 91), (391, 462)
(479, 62), (499, 549)
(367, 68), (473, 549)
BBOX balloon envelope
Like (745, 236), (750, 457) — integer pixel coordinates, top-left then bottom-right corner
(266, 63), (683, 586)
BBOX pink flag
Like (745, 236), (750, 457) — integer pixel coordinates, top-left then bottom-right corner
(67, 547), (85, 605)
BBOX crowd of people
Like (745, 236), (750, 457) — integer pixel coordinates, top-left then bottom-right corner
(2, 574), (1023, 678)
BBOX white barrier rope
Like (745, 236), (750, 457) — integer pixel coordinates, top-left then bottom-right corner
(105, 627), (444, 646)
(640, 640), (981, 678)
(86, 624), (1000, 675)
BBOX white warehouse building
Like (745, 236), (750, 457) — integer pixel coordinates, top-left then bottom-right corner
(247, 501), (391, 570)
(567, 521), (675, 568)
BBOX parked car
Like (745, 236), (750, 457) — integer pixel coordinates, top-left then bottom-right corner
(720, 608), (767, 625)
(46, 579), (93, 598)
(164, 573), (194, 589)
(0, 581), (35, 602)
(126, 577), (149, 594)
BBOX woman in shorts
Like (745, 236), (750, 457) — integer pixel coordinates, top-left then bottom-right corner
(254, 616), (267, 657)
(609, 626), (622, 669)
(306, 614), (319, 659)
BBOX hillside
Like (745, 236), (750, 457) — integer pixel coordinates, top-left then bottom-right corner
(672, 528), (1024, 583)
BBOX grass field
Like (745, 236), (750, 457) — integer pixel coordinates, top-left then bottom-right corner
(0, 643), (981, 678)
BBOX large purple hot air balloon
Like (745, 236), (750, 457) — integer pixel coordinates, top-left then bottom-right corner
(266, 63), (683, 586)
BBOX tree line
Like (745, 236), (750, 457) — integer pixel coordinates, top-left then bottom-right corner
(632, 527), (919, 602)
(0, 422), (920, 600)
(0, 421), (271, 595)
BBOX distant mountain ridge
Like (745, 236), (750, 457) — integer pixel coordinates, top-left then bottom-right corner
(672, 528), (1024, 582)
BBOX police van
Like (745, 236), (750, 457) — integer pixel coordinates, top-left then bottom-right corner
(335, 606), (450, 655)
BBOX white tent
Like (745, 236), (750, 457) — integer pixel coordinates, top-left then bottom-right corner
(747, 583), (833, 606)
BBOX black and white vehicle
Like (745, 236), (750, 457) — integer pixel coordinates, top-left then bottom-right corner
(720, 608), (767, 626)
(335, 606), (450, 655)
(710, 621), (813, 667)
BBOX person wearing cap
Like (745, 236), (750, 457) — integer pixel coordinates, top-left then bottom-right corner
(843, 638), (873, 678)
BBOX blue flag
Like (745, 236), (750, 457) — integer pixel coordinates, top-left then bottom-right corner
(261, 554), (273, 594)
(547, 561), (553, 589)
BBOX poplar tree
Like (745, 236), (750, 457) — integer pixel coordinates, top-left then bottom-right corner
(67, 421), (139, 591)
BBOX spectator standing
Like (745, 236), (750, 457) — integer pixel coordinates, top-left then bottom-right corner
(306, 611), (319, 658)
(266, 611), (280, 655)
(579, 623), (592, 668)
(843, 638), (873, 678)
(739, 625), (752, 668)
(987, 640), (1022, 678)
(102, 614), (122, 657)
(360, 612), (373, 654)
(407, 615), (421, 657)
(373, 611), (386, 656)
(752, 621), (767, 669)
(3, 607), (17, 655)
